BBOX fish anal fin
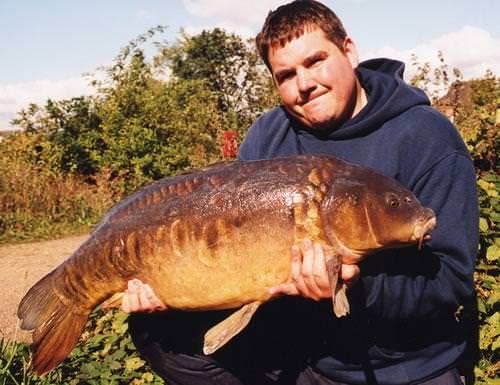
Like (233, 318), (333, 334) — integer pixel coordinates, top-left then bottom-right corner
(203, 301), (261, 355)
(325, 254), (350, 318)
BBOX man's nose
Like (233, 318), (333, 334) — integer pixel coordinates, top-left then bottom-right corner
(297, 69), (315, 93)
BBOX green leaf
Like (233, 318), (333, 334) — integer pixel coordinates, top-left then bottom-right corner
(486, 244), (500, 261)
(479, 327), (492, 350)
(479, 274), (497, 286)
(109, 360), (122, 370)
(479, 217), (489, 232)
(486, 311), (500, 327)
(476, 263), (498, 271)
(487, 284), (500, 306)
(478, 179), (490, 191)
(125, 357), (146, 372)
(80, 362), (100, 378)
(477, 297), (487, 314)
(142, 372), (155, 383)
(492, 335), (500, 351)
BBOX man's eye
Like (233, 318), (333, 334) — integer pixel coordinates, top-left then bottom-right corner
(308, 55), (327, 67)
(277, 72), (293, 83)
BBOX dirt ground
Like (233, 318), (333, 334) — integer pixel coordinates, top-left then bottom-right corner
(0, 235), (88, 343)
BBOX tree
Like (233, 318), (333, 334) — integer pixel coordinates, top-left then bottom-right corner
(92, 42), (228, 191)
(161, 28), (279, 135)
(11, 96), (102, 175)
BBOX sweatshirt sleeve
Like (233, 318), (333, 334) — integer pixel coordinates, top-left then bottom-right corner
(360, 152), (479, 320)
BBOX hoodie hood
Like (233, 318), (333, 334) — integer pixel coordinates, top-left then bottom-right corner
(291, 58), (430, 140)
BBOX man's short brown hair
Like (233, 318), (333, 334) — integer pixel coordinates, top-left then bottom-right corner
(256, 0), (347, 71)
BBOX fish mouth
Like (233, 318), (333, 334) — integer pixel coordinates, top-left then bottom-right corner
(413, 210), (437, 250)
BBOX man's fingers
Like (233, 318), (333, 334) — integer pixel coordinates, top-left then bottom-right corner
(341, 264), (360, 287)
(298, 240), (320, 299)
(121, 290), (131, 313)
(125, 279), (141, 312)
(269, 283), (300, 296)
(312, 242), (331, 291)
(292, 242), (316, 299)
(300, 241), (326, 300)
(144, 284), (167, 310)
(138, 282), (153, 309)
(121, 279), (167, 313)
(291, 244), (302, 272)
(290, 245), (305, 288)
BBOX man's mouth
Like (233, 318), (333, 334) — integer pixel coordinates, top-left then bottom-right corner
(299, 91), (327, 106)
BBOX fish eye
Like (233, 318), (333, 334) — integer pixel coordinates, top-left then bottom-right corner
(389, 197), (400, 209)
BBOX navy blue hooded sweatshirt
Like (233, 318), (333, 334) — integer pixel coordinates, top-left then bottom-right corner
(238, 59), (478, 384)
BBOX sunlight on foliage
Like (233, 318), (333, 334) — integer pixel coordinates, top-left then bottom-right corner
(412, 52), (499, 384)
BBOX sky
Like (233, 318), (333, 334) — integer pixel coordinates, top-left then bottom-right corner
(1, 0), (499, 130)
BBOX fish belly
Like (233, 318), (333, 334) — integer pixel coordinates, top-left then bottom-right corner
(146, 212), (296, 310)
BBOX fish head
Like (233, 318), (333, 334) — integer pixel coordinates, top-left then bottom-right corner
(321, 172), (437, 263)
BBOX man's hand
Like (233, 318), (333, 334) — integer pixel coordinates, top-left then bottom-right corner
(121, 278), (167, 313)
(269, 239), (360, 301)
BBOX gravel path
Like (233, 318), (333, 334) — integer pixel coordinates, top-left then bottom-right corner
(0, 235), (88, 342)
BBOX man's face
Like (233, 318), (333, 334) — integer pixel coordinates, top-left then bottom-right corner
(268, 28), (364, 130)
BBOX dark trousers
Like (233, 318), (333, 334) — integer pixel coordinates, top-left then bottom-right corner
(128, 298), (464, 385)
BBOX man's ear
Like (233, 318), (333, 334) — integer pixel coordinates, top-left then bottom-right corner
(343, 37), (360, 69)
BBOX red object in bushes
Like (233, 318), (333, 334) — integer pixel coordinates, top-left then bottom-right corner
(222, 131), (238, 158)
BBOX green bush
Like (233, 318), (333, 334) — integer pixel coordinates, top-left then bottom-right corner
(0, 133), (117, 244)
(1, 310), (164, 385)
(474, 172), (500, 383)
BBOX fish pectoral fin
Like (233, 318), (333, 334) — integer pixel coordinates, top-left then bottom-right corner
(203, 301), (262, 355)
(325, 255), (350, 317)
(100, 292), (124, 310)
(333, 282), (350, 317)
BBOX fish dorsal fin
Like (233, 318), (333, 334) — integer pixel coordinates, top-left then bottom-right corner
(203, 301), (262, 355)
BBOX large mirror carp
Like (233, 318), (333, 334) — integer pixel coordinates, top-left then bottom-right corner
(17, 154), (436, 375)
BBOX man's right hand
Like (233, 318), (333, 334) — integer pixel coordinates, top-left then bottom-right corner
(121, 278), (167, 313)
(268, 239), (360, 301)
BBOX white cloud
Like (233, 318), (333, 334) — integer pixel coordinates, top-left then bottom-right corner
(182, 0), (284, 38)
(182, 0), (282, 24)
(362, 26), (500, 81)
(136, 9), (153, 20)
(0, 77), (95, 130)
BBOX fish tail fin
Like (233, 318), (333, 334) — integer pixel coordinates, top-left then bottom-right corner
(17, 270), (89, 376)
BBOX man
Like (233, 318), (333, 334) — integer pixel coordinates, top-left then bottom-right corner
(124, 1), (478, 384)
